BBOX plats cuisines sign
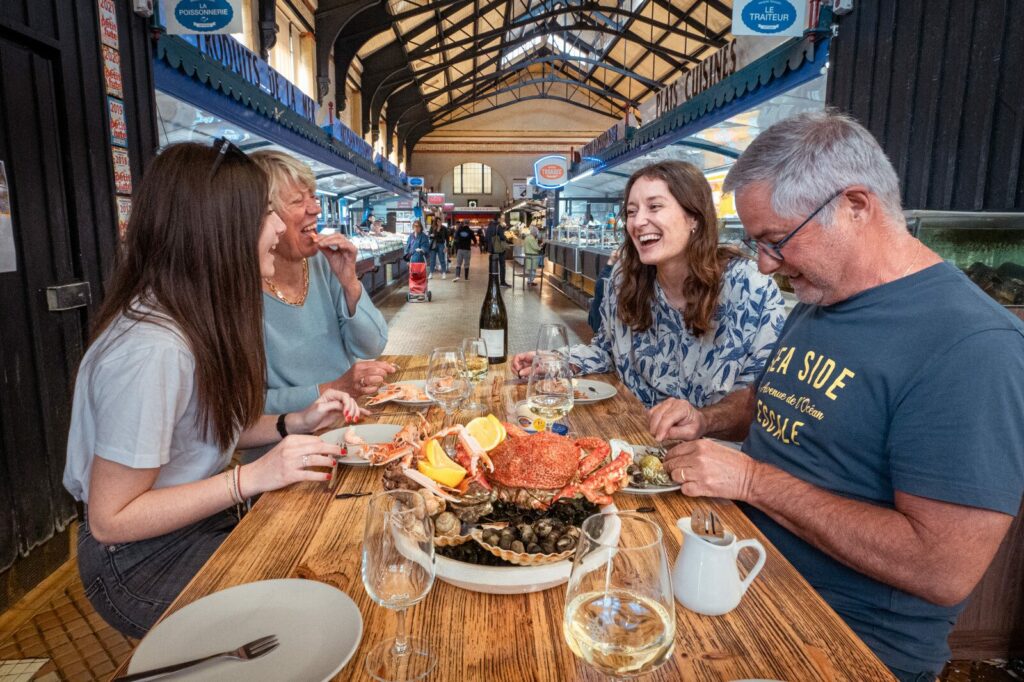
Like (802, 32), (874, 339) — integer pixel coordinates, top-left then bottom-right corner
(165, 0), (244, 35)
(533, 155), (569, 190)
(732, 0), (807, 36)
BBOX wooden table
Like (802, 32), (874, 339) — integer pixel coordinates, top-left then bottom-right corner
(114, 355), (895, 681)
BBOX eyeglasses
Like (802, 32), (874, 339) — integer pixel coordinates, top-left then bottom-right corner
(208, 137), (251, 181)
(740, 189), (844, 262)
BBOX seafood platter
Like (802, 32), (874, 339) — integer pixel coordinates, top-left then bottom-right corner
(345, 414), (633, 593)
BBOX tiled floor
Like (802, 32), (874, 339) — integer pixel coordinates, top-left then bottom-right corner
(377, 256), (594, 355)
(0, 255), (1018, 681)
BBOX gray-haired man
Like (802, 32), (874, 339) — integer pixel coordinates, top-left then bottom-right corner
(654, 111), (1024, 680)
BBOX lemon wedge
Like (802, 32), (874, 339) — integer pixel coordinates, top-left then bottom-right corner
(487, 414), (507, 441)
(418, 439), (467, 488)
(466, 416), (504, 451)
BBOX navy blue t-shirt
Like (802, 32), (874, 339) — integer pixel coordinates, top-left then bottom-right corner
(741, 262), (1024, 673)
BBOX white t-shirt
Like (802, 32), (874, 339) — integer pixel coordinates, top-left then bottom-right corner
(63, 308), (235, 503)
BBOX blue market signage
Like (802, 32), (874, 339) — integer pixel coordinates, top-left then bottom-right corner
(408, 176), (425, 188)
(175, 1), (233, 31)
(184, 34), (317, 123)
(732, 0), (806, 37)
(322, 121), (374, 158)
(167, 0), (242, 34)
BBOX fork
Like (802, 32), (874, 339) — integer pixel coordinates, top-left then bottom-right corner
(690, 508), (725, 539)
(114, 634), (278, 681)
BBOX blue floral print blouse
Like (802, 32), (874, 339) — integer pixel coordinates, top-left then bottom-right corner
(570, 258), (787, 409)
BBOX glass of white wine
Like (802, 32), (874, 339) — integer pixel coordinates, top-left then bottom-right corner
(425, 346), (471, 428)
(526, 351), (573, 431)
(459, 337), (489, 418)
(362, 490), (436, 682)
(563, 512), (675, 679)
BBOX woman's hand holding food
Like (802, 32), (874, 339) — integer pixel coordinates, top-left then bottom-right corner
(296, 388), (369, 432)
(313, 231), (359, 285)
(245, 435), (341, 493)
(321, 360), (398, 398)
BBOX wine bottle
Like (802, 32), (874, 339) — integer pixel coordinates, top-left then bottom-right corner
(479, 255), (508, 364)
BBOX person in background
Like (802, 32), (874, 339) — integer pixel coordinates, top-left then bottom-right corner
(371, 219), (385, 236)
(511, 160), (786, 414)
(64, 141), (366, 638)
(484, 219), (512, 287)
(523, 225), (544, 287)
(588, 247), (620, 332)
(657, 112), (1024, 681)
(250, 150), (395, 416)
(452, 221), (476, 282)
(406, 219), (430, 263)
(428, 221), (451, 279)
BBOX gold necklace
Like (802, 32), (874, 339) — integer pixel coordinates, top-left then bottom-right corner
(264, 258), (309, 306)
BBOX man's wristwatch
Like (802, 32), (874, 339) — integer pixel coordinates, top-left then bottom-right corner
(276, 413), (289, 439)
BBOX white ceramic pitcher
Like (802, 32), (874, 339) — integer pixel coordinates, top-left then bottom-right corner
(672, 516), (767, 616)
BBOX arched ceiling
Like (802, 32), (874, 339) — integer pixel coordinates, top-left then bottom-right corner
(316, 0), (732, 159)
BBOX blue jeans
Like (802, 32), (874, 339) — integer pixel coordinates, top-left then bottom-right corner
(890, 667), (938, 682)
(429, 247), (448, 273)
(78, 509), (237, 637)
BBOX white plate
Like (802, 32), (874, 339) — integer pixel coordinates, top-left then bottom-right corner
(375, 379), (432, 406)
(435, 503), (617, 594)
(128, 579), (362, 681)
(320, 424), (403, 466)
(572, 379), (617, 404)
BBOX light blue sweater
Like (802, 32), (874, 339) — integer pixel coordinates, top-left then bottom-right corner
(263, 254), (388, 413)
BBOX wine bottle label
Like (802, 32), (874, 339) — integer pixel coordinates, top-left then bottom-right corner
(480, 329), (505, 358)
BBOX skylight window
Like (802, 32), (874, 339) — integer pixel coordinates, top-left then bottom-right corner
(502, 36), (542, 67)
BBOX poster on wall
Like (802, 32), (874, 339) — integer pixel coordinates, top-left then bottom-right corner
(164, 0), (245, 35)
(97, 0), (119, 49)
(102, 45), (123, 98)
(108, 97), (128, 147)
(0, 162), (16, 273)
(116, 196), (132, 237)
(112, 148), (132, 194)
(512, 180), (529, 200)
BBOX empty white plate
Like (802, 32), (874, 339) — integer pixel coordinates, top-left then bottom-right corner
(128, 579), (362, 681)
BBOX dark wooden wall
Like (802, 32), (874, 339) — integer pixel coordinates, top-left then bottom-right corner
(827, 0), (1024, 211)
(0, 0), (157, 609)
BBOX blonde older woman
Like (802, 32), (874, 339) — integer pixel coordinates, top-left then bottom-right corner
(250, 151), (395, 414)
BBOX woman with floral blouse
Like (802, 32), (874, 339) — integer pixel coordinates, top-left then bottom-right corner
(512, 160), (786, 442)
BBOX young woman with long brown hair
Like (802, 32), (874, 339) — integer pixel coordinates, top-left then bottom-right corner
(63, 141), (365, 638)
(512, 160), (785, 441)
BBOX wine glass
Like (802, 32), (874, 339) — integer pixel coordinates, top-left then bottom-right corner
(525, 351), (573, 431)
(459, 337), (490, 418)
(425, 346), (471, 428)
(362, 490), (436, 682)
(563, 512), (675, 679)
(536, 323), (571, 361)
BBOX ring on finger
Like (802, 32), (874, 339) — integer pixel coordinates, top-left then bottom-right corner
(302, 454), (309, 468)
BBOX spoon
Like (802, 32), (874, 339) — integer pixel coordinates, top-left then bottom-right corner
(691, 508), (724, 539)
